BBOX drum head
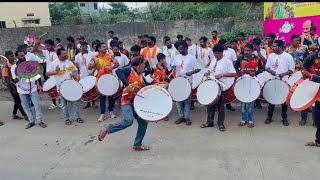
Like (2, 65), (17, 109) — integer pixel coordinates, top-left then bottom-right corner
(168, 77), (191, 102)
(263, 79), (289, 105)
(289, 79), (320, 111)
(43, 77), (57, 91)
(79, 76), (97, 93)
(97, 74), (119, 96)
(134, 85), (173, 122)
(59, 79), (83, 101)
(192, 69), (206, 89)
(234, 76), (261, 103)
(197, 80), (220, 105)
(257, 71), (275, 87)
(287, 71), (302, 87)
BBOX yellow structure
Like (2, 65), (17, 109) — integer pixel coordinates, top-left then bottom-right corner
(0, 2), (51, 28)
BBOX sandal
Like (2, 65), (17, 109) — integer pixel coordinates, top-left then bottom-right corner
(25, 122), (35, 129)
(98, 127), (108, 141)
(76, 118), (84, 123)
(65, 120), (72, 125)
(0, 121), (4, 126)
(163, 116), (169, 121)
(248, 122), (254, 128)
(282, 120), (289, 126)
(175, 118), (185, 124)
(133, 145), (150, 151)
(38, 122), (47, 128)
(305, 141), (320, 147)
(218, 124), (226, 131)
(200, 123), (214, 128)
(299, 119), (306, 126)
(238, 121), (247, 126)
(185, 119), (192, 126)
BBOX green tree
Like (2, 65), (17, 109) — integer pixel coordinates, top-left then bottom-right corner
(108, 2), (130, 15)
(49, 2), (82, 24)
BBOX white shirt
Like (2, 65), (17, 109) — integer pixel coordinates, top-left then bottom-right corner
(25, 52), (41, 63)
(74, 53), (94, 79)
(112, 53), (130, 76)
(265, 52), (295, 75)
(223, 48), (237, 62)
(253, 48), (267, 59)
(196, 47), (214, 68)
(48, 59), (77, 87)
(162, 46), (178, 71)
(172, 54), (200, 77)
(208, 57), (236, 91)
(107, 38), (113, 49)
(140, 46), (163, 68)
(188, 44), (197, 57)
(11, 63), (37, 94)
(76, 44), (92, 53)
(42, 50), (58, 72)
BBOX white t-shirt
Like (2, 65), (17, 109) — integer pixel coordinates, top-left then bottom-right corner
(163, 46), (178, 71)
(258, 48), (267, 59)
(74, 53), (94, 79)
(114, 53), (130, 68)
(42, 50), (58, 72)
(76, 44), (92, 53)
(265, 52), (295, 75)
(172, 54), (200, 77)
(141, 46), (163, 68)
(208, 57), (236, 91)
(223, 48), (237, 62)
(196, 47), (214, 68)
(11, 63), (37, 94)
(47, 59), (77, 87)
(188, 44), (197, 57)
(25, 52), (41, 63)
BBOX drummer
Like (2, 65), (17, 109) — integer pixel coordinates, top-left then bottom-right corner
(98, 56), (151, 151)
(74, 41), (97, 109)
(11, 50), (47, 129)
(88, 42), (119, 122)
(264, 40), (295, 126)
(46, 48), (84, 125)
(201, 44), (237, 131)
(234, 43), (264, 128)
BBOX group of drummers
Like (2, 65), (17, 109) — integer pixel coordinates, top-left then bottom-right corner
(1, 30), (320, 150)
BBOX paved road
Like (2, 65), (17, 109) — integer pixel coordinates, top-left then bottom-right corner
(0, 100), (319, 180)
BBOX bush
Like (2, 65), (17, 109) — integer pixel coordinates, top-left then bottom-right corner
(219, 27), (263, 43)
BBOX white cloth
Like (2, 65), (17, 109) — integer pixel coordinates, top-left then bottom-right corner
(11, 63), (37, 94)
(140, 46), (163, 68)
(112, 53), (130, 76)
(196, 47), (214, 68)
(172, 54), (201, 77)
(47, 59), (77, 87)
(265, 52), (295, 75)
(162, 46), (178, 71)
(208, 57), (236, 91)
(25, 52), (41, 63)
(42, 50), (58, 72)
(188, 44), (197, 57)
(74, 53), (94, 79)
(223, 48), (237, 62)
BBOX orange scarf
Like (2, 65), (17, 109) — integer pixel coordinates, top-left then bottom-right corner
(209, 37), (220, 48)
(142, 45), (158, 60)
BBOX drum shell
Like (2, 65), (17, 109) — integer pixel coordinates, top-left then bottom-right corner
(82, 86), (99, 102)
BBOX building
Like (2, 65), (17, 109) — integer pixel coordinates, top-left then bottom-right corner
(0, 2), (51, 28)
(78, 2), (99, 17)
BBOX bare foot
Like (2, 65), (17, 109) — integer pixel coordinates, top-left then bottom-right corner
(98, 127), (108, 141)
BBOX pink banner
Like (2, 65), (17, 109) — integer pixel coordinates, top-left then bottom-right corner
(264, 15), (320, 45)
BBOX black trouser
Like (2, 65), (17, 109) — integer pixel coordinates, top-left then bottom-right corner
(255, 99), (261, 104)
(10, 90), (26, 116)
(301, 108), (315, 123)
(313, 101), (320, 144)
(267, 103), (287, 119)
(191, 100), (195, 106)
(42, 63), (49, 82)
(206, 91), (225, 126)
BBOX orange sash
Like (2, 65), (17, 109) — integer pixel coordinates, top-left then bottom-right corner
(121, 68), (144, 106)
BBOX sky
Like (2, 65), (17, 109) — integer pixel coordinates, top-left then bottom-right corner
(99, 2), (148, 9)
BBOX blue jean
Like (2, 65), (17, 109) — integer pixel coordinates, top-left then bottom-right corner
(20, 91), (43, 123)
(241, 102), (255, 122)
(104, 105), (148, 147)
(99, 94), (116, 114)
(61, 98), (80, 121)
(176, 97), (191, 119)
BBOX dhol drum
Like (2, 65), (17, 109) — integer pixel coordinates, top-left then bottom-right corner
(283, 71), (302, 87)
(134, 85), (173, 122)
(287, 78), (320, 111)
(79, 76), (99, 102)
(233, 75), (261, 103)
(59, 79), (83, 102)
(257, 71), (275, 87)
(97, 74), (121, 96)
(262, 77), (290, 105)
(225, 82), (237, 104)
(112, 80), (123, 99)
(42, 77), (59, 99)
(191, 69), (207, 101)
(197, 78), (224, 105)
(168, 77), (191, 102)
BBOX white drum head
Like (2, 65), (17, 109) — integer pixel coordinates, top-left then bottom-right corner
(134, 85), (173, 122)
(192, 69), (206, 89)
(287, 71), (302, 87)
(234, 76), (261, 103)
(43, 77), (57, 91)
(290, 79), (320, 110)
(79, 76), (97, 93)
(197, 80), (220, 105)
(59, 79), (83, 101)
(97, 74), (120, 96)
(257, 71), (275, 87)
(263, 79), (289, 105)
(168, 77), (191, 102)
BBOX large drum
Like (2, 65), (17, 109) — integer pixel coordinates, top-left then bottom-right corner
(134, 85), (173, 122)
(263, 78), (290, 105)
(79, 76), (99, 102)
(42, 77), (59, 99)
(225, 83), (237, 104)
(287, 78), (320, 111)
(283, 71), (302, 87)
(59, 79), (83, 101)
(97, 74), (121, 96)
(168, 77), (191, 102)
(196, 78), (223, 105)
(257, 71), (275, 87)
(233, 75), (261, 103)
(190, 69), (207, 101)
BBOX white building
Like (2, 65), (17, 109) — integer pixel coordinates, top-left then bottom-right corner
(78, 2), (99, 17)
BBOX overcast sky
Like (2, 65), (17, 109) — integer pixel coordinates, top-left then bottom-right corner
(99, 2), (148, 9)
